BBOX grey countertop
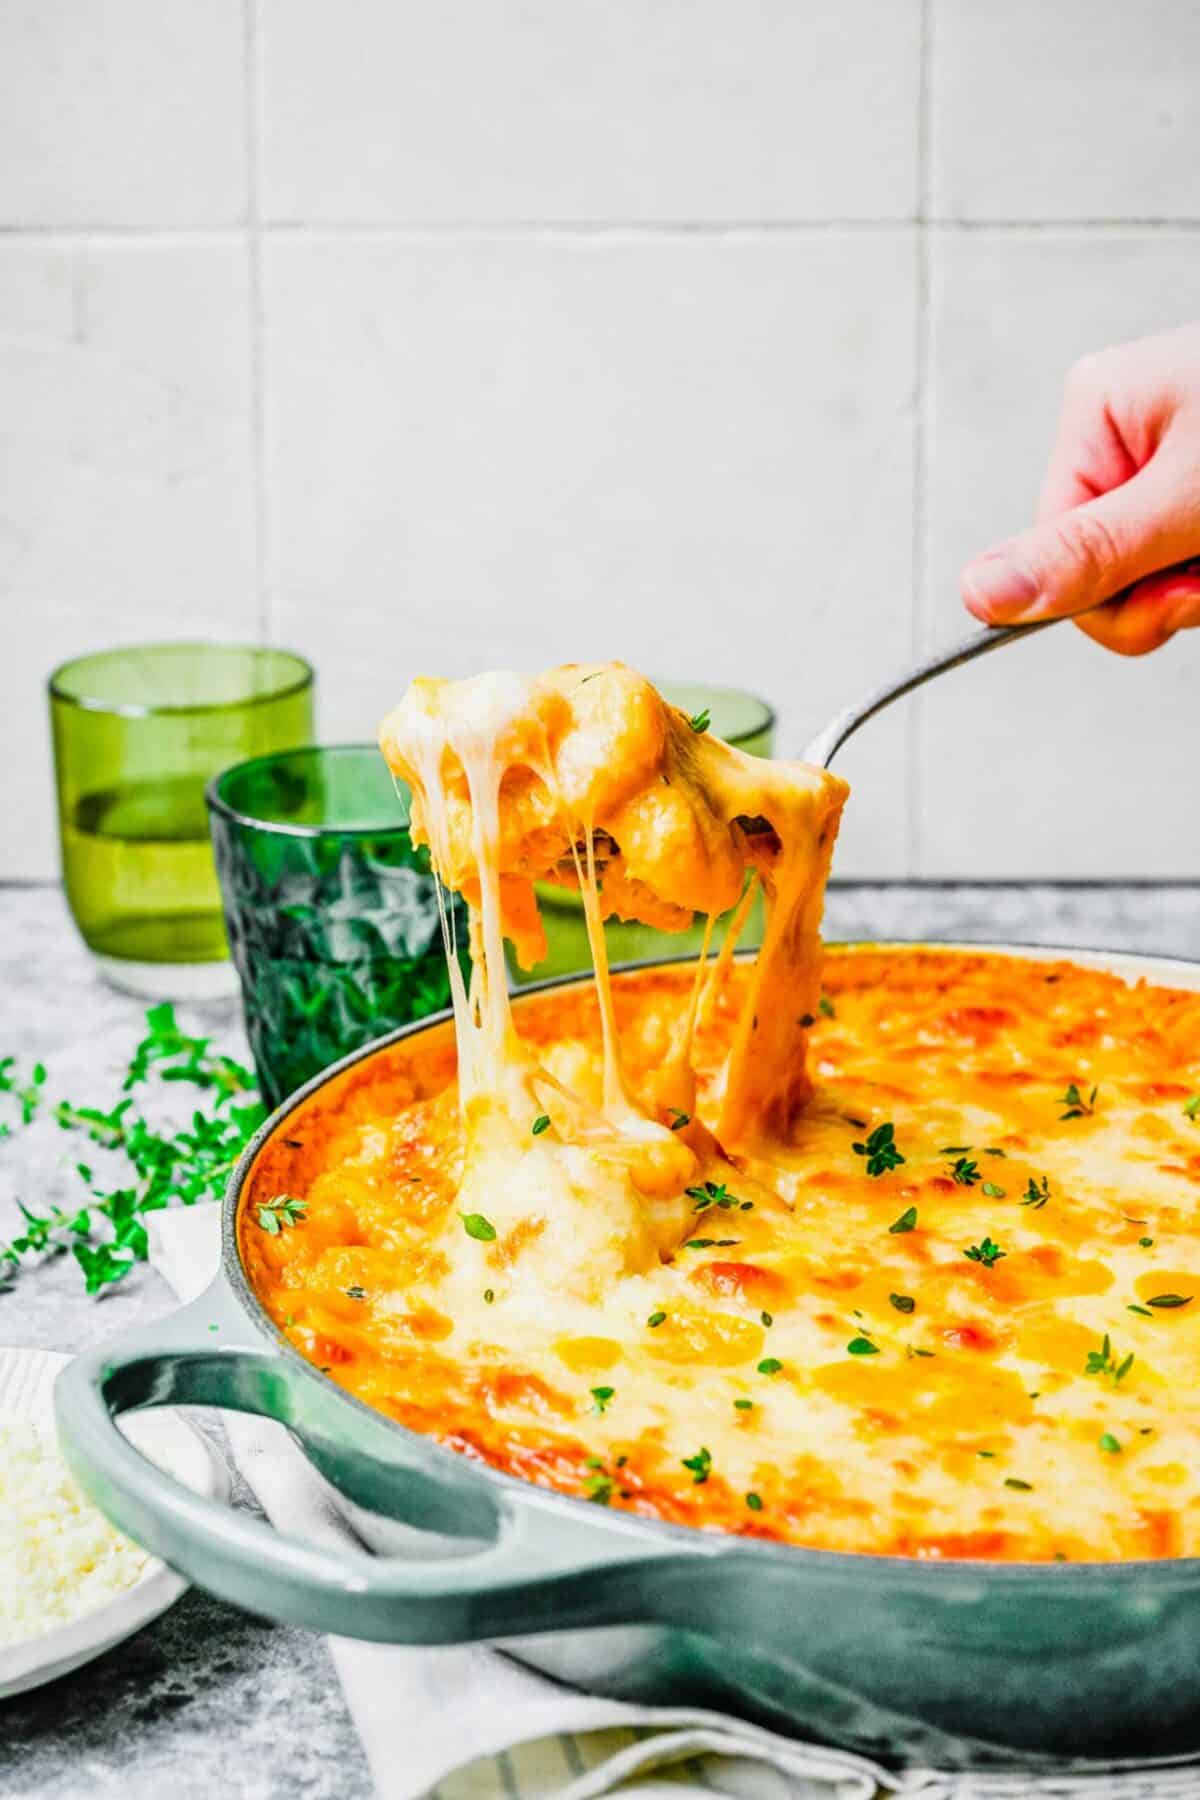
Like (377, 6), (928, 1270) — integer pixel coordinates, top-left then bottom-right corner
(1, 881), (1196, 1799)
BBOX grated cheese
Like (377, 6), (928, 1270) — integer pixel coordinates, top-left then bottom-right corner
(0, 1411), (151, 1645)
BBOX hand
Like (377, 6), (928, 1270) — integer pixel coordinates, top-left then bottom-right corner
(960, 323), (1200, 654)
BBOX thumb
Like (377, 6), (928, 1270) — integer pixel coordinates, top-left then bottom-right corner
(961, 456), (1198, 625)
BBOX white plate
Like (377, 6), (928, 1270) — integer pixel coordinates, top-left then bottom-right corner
(0, 1344), (230, 1699)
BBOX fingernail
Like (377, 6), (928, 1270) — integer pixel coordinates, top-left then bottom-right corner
(962, 553), (1041, 622)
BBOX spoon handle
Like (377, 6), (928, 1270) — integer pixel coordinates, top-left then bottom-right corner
(802, 616), (1056, 770)
(802, 559), (1200, 770)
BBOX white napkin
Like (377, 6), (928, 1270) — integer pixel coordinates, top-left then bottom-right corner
(149, 1207), (1200, 1800)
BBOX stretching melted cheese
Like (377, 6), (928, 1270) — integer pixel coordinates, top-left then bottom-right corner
(369, 664), (847, 1314)
(379, 663), (847, 1154)
(243, 949), (1200, 1561)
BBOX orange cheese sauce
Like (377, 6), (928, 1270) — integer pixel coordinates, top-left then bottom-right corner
(241, 947), (1200, 1562)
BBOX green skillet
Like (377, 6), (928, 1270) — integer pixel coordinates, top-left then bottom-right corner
(55, 945), (1200, 1774)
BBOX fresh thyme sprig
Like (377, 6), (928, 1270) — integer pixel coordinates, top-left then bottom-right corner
(1, 1004), (263, 1296)
(964, 1235), (1006, 1269)
(852, 1121), (905, 1178)
(1084, 1334), (1134, 1386)
(1059, 1082), (1098, 1120)
(256, 1195), (308, 1235)
(0, 1058), (48, 1130)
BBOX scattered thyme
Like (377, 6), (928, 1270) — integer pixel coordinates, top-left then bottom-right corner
(483, 1288), (495, 1304)
(345, 1285), (367, 1301)
(686, 1181), (745, 1214)
(889, 1205), (918, 1234)
(1022, 1176), (1050, 1209)
(687, 708), (711, 735)
(1059, 1082), (1098, 1120)
(982, 1181), (1006, 1199)
(1084, 1334), (1133, 1386)
(733, 1398), (754, 1411)
(889, 1293), (915, 1314)
(745, 1491), (763, 1511)
(583, 1464), (613, 1505)
(667, 1108), (691, 1131)
(1147, 1293), (1193, 1309)
(590, 1386), (615, 1415)
(757, 1357), (783, 1376)
(760, 1310), (773, 1327)
(1184, 1094), (1200, 1123)
(1099, 1432), (1122, 1455)
(0, 1058), (47, 1127)
(460, 1212), (497, 1242)
(681, 1446), (712, 1484)
(964, 1236), (1005, 1268)
(818, 995), (836, 1019)
(531, 1114), (551, 1136)
(846, 1336), (879, 1356)
(2, 1003), (263, 1296)
(853, 1122), (905, 1178)
(647, 1310), (667, 1328)
(257, 1195), (307, 1235)
(950, 1156), (981, 1186)
(1005, 1478), (1033, 1491)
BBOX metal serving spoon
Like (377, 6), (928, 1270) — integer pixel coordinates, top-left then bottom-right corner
(802, 561), (1200, 770)
(801, 616), (1063, 769)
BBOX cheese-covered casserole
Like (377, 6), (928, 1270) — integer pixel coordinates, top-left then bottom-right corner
(239, 666), (1200, 1562)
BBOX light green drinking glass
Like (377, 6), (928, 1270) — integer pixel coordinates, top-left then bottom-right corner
(509, 681), (776, 984)
(49, 644), (315, 1000)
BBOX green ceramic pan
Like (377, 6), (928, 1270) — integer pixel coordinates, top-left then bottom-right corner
(55, 946), (1200, 1775)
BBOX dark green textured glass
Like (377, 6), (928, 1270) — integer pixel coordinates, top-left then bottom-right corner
(207, 745), (466, 1109)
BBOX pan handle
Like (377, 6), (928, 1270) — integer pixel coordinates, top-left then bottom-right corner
(55, 1280), (710, 1641)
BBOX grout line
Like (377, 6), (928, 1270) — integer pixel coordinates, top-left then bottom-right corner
(243, 0), (273, 642)
(0, 225), (246, 245)
(829, 878), (1200, 891)
(7, 219), (1200, 248)
(928, 217), (1200, 232)
(3, 218), (1200, 244)
(212, 216), (1200, 239)
(254, 218), (916, 241)
(906, 0), (934, 879)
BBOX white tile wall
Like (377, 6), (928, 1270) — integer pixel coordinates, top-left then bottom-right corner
(261, 0), (921, 223)
(933, 0), (1200, 221)
(0, 1), (245, 226)
(919, 229), (1200, 878)
(2, 2), (1199, 882)
(267, 231), (917, 875)
(0, 242), (258, 876)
